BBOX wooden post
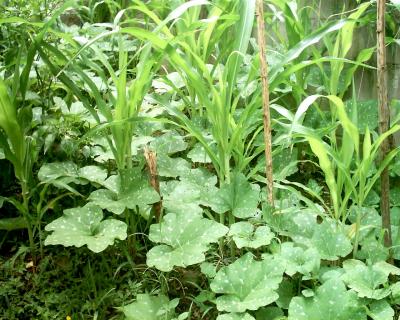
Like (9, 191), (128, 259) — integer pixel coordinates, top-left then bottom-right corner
(256, 0), (274, 207)
(144, 147), (162, 222)
(377, 0), (392, 249)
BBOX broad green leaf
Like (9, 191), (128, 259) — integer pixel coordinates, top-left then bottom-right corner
(38, 162), (79, 184)
(147, 212), (228, 272)
(78, 165), (108, 185)
(391, 282), (400, 304)
(357, 237), (389, 264)
(38, 162), (108, 186)
(200, 262), (217, 279)
(150, 131), (188, 155)
(341, 259), (400, 299)
(216, 173), (260, 218)
(157, 155), (191, 178)
(187, 143), (212, 163)
(217, 313), (255, 320)
(255, 306), (285, 320)
(310, 219), (352, 260)
(369, 300), (394, 320)
(44, 204), (127, 253)
(210, 253), (284, 313)
(122, 294), (176, 320)
(288, 278), (366, 320)
(88, 169), (160, 215)
(277, 242), (320, 276)
(162, 168), (220, 215)
(229, 222), (274, 249)
(345, 100), (378, 131)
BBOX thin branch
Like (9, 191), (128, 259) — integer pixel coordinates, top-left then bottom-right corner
(377, 0), (392, 249)
(256, 0), (274, 207)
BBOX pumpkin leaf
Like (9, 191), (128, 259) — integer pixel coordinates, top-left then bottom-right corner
(122, 294), (177, 320)
(215, 173), (260, 218)
(229, 222), (274, 249)
(288, 278), (366, 320)
(38, 162), (108, 186)
(88, 168), (160, 215)
(210, 253), (284, 313)
(341, 259), (400, 299)
(277, 242), (320, 276)
(187, 143), (212, 163)
(147, 212), (228, 272)
(369, 300), (394, 320)
(310, 219), (352, 260)
(44, 204), (127, 253)
(217, 313), (255, 320)
(162, 168), (221, 215)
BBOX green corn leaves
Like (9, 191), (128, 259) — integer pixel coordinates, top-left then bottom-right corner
(0, 79), (25, 180)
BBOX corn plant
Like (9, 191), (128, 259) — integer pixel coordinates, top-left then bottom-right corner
(279, 93), (400, 255)
(0, 1), (77, 257)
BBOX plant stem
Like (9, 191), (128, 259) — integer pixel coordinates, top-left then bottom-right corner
(377, 0), (392, 250)
(256, 0), (274, 207)
(21, 181), (35, 261)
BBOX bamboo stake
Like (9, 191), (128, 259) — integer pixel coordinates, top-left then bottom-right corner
(256, 0), (274, 207)
(144, 147), (162, 222)
(377, 0), (392, 249)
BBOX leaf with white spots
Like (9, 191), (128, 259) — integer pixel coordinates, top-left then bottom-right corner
(210, 253), (284, 313)
(78, 165), (107, 185)
(229, 222), (274, 249)
(276, 242), (320, 276)
(369, 300), (394, 320)
(150, 131), (188, 155)
(161, 168), (220, 215)
(38, 162), (108, 189)
(187, 143), (212, 163)
(288, 278), (367, 320)
(122, 294), (176, 320)
(341, 259), (400, 299)
(215, 173), (260, 218)
(157, 155), (191, 178)
(147, 212), (228, 272)
(88, 168), (160, 215)
(217, 313), (255, 320)
(310, 219), (352, 260)
(38, 162), (80, 185)
(44, 204), (127, 253)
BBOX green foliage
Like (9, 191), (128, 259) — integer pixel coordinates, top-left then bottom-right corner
(2, 1), (400, 319)
(229, 222), (274, 249)
(88, 168), (160, 215)
(147, 212), (228, 272)
(45, 204), (127, 252)
(122, 294), (178, 320)
(288, 278), (367, 320)
(341, 259), (400, 299)
(215, 173), (260, 219)
(210, 253), (284, 313)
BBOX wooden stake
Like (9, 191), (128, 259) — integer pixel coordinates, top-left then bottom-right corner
(256, 0), (274, 206)
(377, 0), (392, 248)
(144, 147), (162, 222)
